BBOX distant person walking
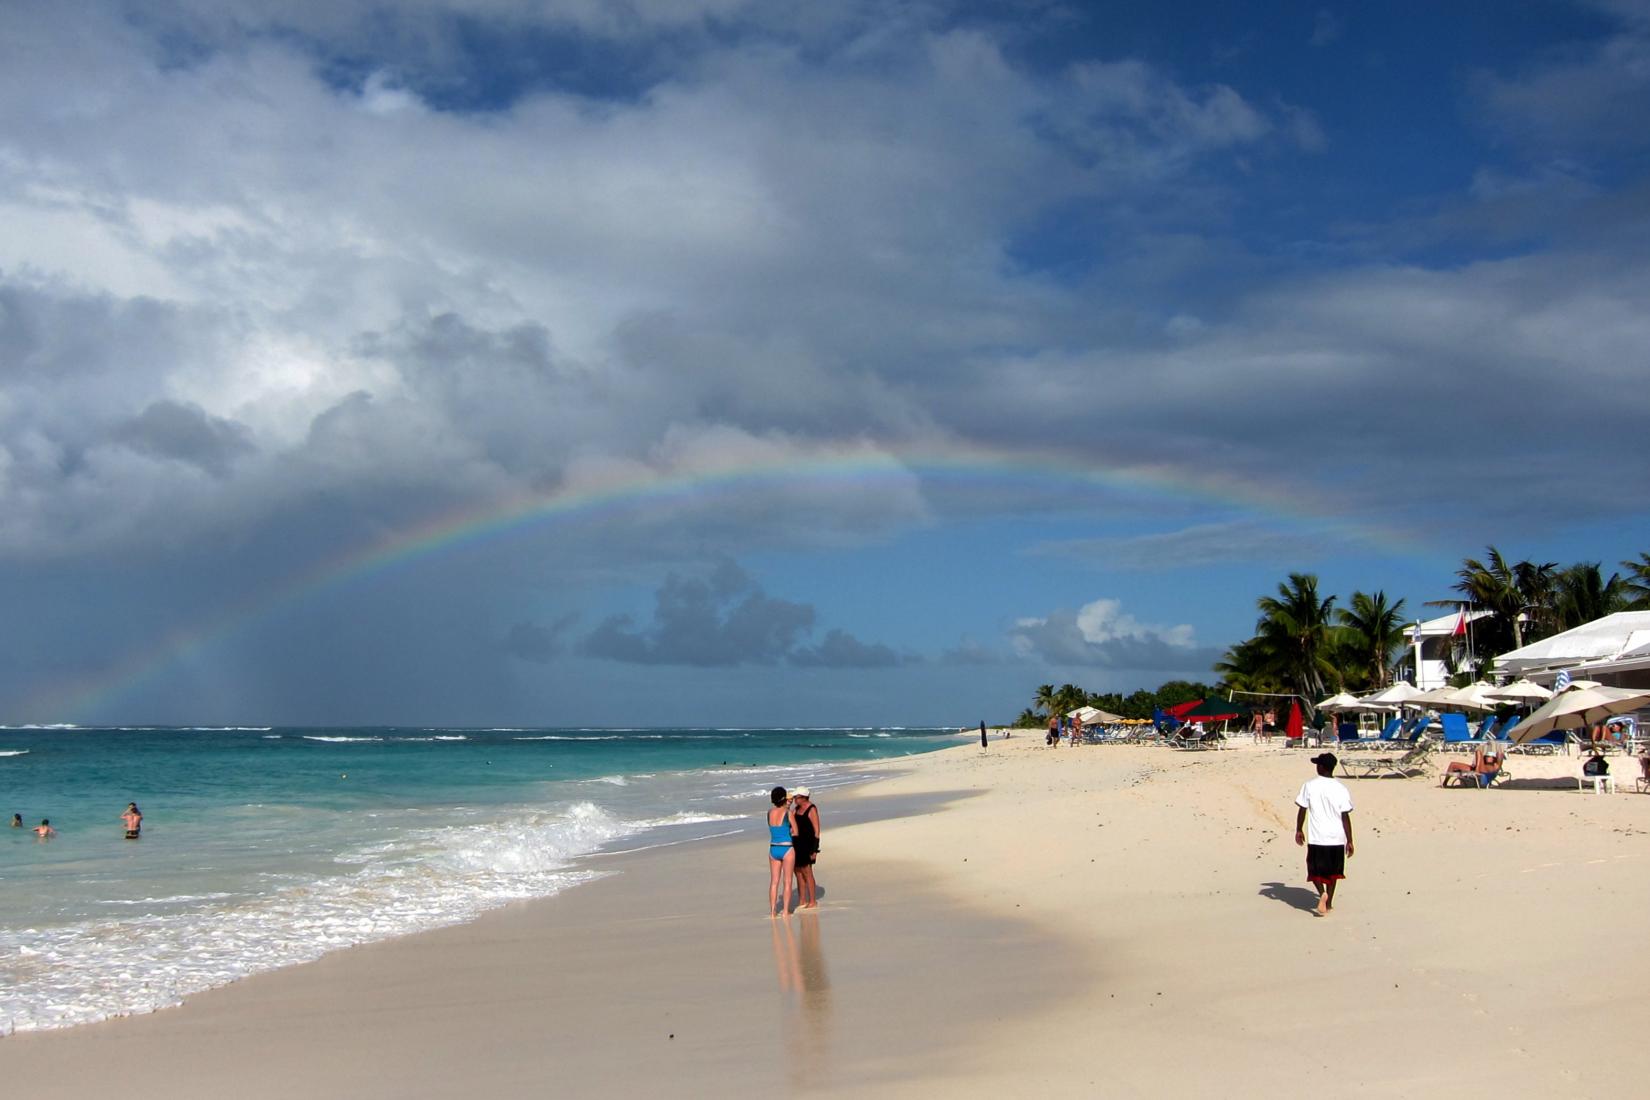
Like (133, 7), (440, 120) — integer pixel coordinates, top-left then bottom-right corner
(766, 787), (796, 917)
(790, 788), (821, 910)
(1294, 753), (1354, 917)
(122, 802), (142, 839)
(980, 721), (988, 751)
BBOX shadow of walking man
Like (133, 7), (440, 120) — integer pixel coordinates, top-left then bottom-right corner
(1258, 881), (1321, 913)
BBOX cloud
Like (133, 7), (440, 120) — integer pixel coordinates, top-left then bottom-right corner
(940, 638), (1003, 665)
(1029, 522), (1333, 571)
(1009, 598), (1219, 671)
(791, 629), (907, 669)
(110, 400), (255, 477)
(1310, 10), (1343, 47)
(580, 562), (903, 668)
(502, 615), (579, 663)
(1470, 7), (1650, 156)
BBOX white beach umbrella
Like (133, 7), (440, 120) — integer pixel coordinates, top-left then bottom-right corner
(1316, 691), (1362, 711)
(1506, 686), (1650, 744)
(1487, 679), (1553, 703)
(1441, 681), (1503, 711)
(1360, 682), (1429, 708)
(1412, 686), (1467, 708)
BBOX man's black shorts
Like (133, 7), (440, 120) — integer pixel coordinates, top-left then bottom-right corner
(1306, 843), (1346, 883)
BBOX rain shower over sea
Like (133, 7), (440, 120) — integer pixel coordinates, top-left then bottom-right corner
(0, 725), (952, 1033)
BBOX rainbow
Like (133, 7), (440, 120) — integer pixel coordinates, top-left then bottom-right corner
(27, 441), (1415, 721)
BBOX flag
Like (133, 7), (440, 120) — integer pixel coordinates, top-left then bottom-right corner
(1452, 608), (1467, 637)
(1554, 668), (1572, 692)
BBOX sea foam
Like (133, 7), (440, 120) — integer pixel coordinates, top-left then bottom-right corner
(0, 801), (647, 1034)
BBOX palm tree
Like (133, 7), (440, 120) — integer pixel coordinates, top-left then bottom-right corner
(1253, 573), (1338, 703)
(1033, 684), (1057, 720)
(1622, 551), (1650, 610)
(1214, 638), (1283, 695)
(1512, 558), (1560, 641)
(1054, 683), (1085, 719)
(1445, 547), (1559, 654)
(1449, 547), (1520, 653)
(1552, 562), (1627, 630)
(1335, 590), (1408, 691)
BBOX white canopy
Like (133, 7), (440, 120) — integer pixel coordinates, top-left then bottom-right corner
(1068, 705), (1124, 724)
(1495, 611), (1650, 677)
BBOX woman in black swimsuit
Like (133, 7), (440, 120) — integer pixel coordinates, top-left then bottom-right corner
(790, 789), (821, 910)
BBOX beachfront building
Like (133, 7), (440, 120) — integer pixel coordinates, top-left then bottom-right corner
(1494, 610), (1650, 691)
(1400, 608), (1496, 690)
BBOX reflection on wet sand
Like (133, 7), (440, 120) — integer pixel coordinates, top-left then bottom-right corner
(771, 911), (832, 1086)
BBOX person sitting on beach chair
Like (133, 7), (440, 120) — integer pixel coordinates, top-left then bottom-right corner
(1441, 742), (1502, 788)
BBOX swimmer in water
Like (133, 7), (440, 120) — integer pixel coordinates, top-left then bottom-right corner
(35, 819), (55, 838)
(122, 802), (142, 839)
(10, 813), (21, 828)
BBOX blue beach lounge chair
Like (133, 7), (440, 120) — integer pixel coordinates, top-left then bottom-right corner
(1440, 712), (1473, 751)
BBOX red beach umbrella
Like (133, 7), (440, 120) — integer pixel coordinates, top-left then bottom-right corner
(1285, 700), (1304, 741)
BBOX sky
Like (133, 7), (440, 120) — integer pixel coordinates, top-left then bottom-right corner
(2, 0), (1648, 727)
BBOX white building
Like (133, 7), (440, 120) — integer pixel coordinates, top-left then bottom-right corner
(1401, 608), (1496, 690)
(1494, 610), (1650, 690)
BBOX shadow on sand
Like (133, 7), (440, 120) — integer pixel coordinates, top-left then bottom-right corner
(1258, 881), (1320, 913)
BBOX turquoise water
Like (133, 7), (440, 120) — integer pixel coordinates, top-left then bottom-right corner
(0, 725), (954, 1032)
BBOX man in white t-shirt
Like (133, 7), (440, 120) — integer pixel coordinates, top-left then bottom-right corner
(1294, 752), (1354, 917)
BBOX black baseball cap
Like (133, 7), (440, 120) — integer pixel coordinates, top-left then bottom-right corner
(1310, 752), (1337, 769)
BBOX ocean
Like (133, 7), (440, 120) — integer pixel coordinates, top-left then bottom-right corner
(0, 725), (955, 1034)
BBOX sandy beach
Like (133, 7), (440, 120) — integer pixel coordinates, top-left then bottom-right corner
(4, 734), (1647, 1098)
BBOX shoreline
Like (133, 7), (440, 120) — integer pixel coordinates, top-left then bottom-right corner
(5, 736), (1649, 1096)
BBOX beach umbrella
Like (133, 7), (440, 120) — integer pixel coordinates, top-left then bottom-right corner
(1412, 686), (1465, 708)
(1285, 699), (1304, 740)
(1317, 691), (1362, 711)
(1069, 705), (1124, 724)
(1359, 682), (1429, 708)
(1420, 682), (1501, 711)
(1487, 679), (1553, 703)
(1449, 682), (1507, 711)
(1177, 697), (1251, 721)
(1506, 686), (1650, 744)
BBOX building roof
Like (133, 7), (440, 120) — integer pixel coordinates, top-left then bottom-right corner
(1495, 611), (1650, 676)
(1409, 608), (1496, 638)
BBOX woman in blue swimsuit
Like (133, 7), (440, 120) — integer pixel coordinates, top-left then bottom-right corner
(766, 786), (796, 917)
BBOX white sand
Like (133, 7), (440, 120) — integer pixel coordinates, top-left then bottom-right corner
(3, 734), (1645, 1097)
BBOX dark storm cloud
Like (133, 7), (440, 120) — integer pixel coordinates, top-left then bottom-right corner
(790, 629), (908, 669)
(502, 615), (579, 664)
(1, 0), (1647, 726)
(580, 563), (903, 668)
(111, 400), (255, 477)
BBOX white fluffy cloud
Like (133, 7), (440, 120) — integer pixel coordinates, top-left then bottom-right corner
(1010, 598), (1215, 671)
